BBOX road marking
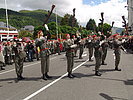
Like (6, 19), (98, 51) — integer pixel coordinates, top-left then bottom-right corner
(0, 57), (56, 75)
(23, 58), (89, 100)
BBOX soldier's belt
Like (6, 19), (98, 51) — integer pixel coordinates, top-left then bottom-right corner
(40, 48), (49, 51)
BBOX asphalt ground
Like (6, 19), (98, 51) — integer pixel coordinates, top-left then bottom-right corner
(0, 49), (133, 100)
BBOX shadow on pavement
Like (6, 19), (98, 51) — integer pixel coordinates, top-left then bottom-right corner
(99, 93), (128, 100)
(0, 78), (17, 82)
(83, 64), (95, 68)
(62, 73), (95, 79)
(124, 79), (133, 85)
(74, 60), (86, 63)
(99, 69), (116, 73)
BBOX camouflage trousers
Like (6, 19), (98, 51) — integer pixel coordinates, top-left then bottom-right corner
(66, 56), (74, 73)
(14, 57), (24, 77)
(114, 53), (120, 68)
(102, 49), (107, 62)
(95, 56), (102, 72)
(41, 56), (49, 74)
(88, 48), (93, 60)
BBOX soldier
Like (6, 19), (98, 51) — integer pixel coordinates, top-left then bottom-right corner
(12, 42), (26, 80)
(86, 35), (94, 61)
(79, 37), (85, 59)
(3, 42), (12, 65)
(112, 35), (127, 71)
(94, 36), (103, 76)
(101, 35), (108, 65)
(64, 34), (77, 78)
(35, 29), (52, 80)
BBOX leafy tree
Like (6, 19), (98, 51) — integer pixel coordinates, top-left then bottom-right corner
(98, 23), (111, 36)
(18, 30), (33, 39)
(60, 14), (79, 28)
(86, 19), (97, 32)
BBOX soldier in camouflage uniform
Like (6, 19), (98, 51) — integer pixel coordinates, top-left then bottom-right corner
(112, 35), (126, 71)
(101, 35), (108, 65)
(3, 42), (12, 65)
(12, 42), (26, 80)
(79, 37), (85, 59)
(64, 34), (77, 78)
(35, 30), (52, 80)
(94, 36), (103, 76)
(86, 35), (94, 61)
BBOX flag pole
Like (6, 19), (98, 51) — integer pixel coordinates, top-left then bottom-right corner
(5, 0), (9, 40)
(55, 8), (58, 40)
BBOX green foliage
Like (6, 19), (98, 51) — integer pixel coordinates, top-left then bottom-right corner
(0, 8), (62, 29)
(98, 23), (111, 35)
(86, 19), (97, 31)
(60, 14), (79, 28)
(18, 30), (33, 39)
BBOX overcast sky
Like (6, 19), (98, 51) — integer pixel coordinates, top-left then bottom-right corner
(0, 0), (128, 27)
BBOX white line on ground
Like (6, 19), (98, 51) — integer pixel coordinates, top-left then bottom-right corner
(23, 58), (89, 100)
(0, 57), (56, 75)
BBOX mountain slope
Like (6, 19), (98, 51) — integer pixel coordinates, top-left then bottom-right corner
(0, 8), (62, 29)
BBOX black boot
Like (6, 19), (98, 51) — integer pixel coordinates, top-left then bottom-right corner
(20, 75), (25, 80)
(45, 73), (52, 79)
(1, 67), (5, 70)
(101, 61), (107, 65)
(115, 67), (121, 71)
(95, 71), (102, 76)
(68, 73), (74, 78)
(89, 57), (93, 61)
(42, 74), (48, 80)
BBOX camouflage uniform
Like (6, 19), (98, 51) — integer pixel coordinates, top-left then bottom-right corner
(12, 43), (26, 80)
(94, 39), (103, 76)
(112, 39), (125, 71)
(35, 37), (52, 80)
(101, 40), (108, 65)
(79, 39), (84, 59)
(64, 39), (77, 78)
(86, 37), (94, 61)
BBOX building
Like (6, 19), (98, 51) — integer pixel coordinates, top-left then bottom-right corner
(0, 22), (18, 41)
(127, 0), (133, 35)
(21, 25), (34, 33)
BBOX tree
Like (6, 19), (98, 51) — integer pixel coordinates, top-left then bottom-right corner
(60, 14), (79, 28)
(60, 14), (70, 26)
(18, 30), (33, 39)
(98, 23), (111, 36)
(86, 19), (97, 32)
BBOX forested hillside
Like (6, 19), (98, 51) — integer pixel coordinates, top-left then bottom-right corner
(0, 8), (62, 29)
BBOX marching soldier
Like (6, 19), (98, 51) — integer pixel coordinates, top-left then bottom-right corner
(86, 35), (94, 61)
(35, 29), (52, 80)
(64, 34), (77, 78)
(94, 36), (103, 76)
(12, 42), (26, 80)
(79, 37), (85, 59)
(112, 35), (127, 71)
(101, 35), (108, 65)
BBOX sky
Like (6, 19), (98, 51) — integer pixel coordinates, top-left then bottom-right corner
(0, 0), (128, 28)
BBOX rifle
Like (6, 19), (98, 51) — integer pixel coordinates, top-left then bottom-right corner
(43, 5), (55, 26)
(122, 16), (128, 35)
(42, 5), (55, 39)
